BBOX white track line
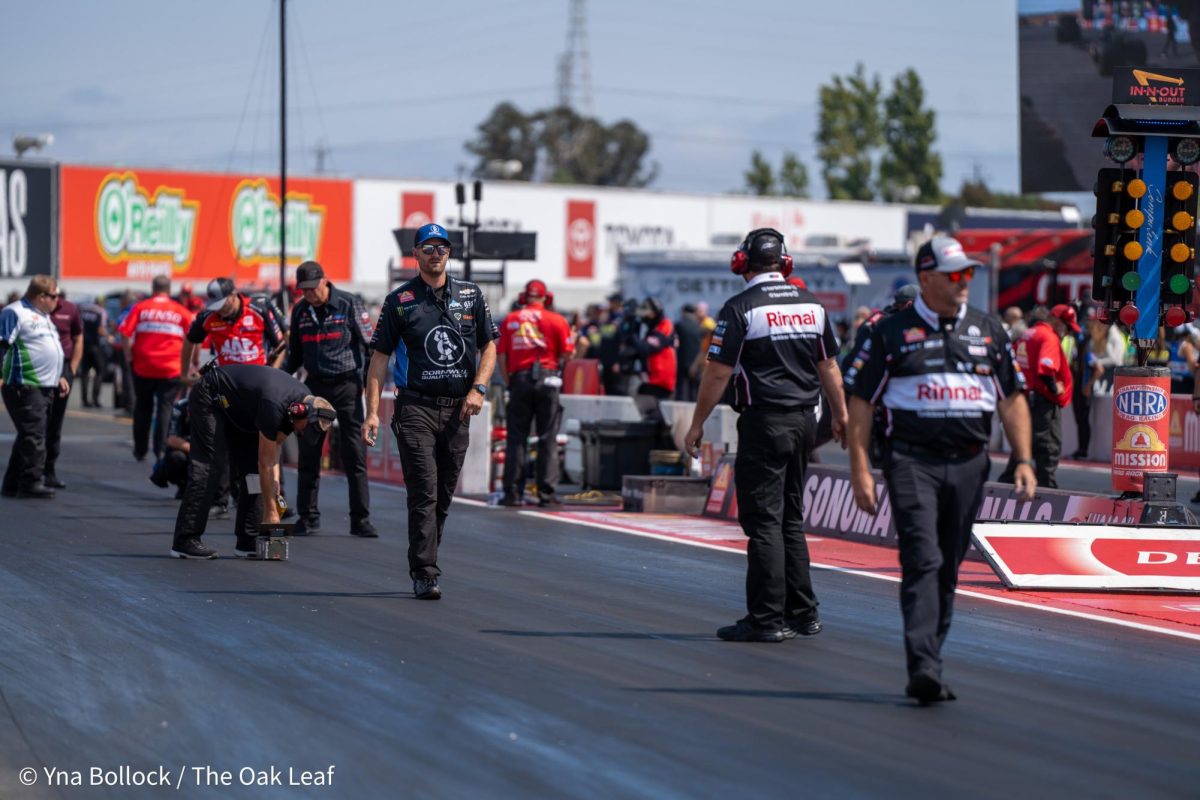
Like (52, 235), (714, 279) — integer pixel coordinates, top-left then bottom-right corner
(520, 510), (1200, 644)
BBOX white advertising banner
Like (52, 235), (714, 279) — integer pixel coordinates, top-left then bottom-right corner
(352, 179), (907, 309)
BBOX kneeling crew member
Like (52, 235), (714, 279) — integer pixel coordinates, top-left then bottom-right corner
(364, 223), (497, 600)
(846, 236), (1036, 704)
(685, 228), (848, 643)
(150, 396), (191, 495)
(498, 279), (574, 507)
(171, 364), (334, 559)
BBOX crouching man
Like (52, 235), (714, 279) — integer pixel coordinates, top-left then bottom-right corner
(171, 364), (334, 559)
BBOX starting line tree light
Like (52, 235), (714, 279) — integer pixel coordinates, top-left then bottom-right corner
(1091, 67), (1200, 511)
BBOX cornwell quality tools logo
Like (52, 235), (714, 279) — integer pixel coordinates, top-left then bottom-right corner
(96, 172), (199, 268)
(1127, 69), (1186, 104)
(230, 179), (325, 264)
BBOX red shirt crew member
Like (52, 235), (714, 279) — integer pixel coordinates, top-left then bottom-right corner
(497, 279), (574, 507)
(182, 278), (285, 376)
(118, 275), (194, 462)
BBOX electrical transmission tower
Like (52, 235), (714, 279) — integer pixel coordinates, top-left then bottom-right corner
(557, 0), (593, 115)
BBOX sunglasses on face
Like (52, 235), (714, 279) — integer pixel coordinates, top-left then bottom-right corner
(419, 244), (450, 256)
(42, 292), (60, 299)
(945, 267), (974, 283)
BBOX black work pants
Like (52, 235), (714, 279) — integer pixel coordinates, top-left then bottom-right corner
(733, 406), (817, 630)
(296, 375), (369, 526)
(999, 392), (1061, 488)
(2, 384), (54, 492)
(173, 376), (262, 551)
(1071, 387), (1091, 457)
(503, 371), (562, 501)
(78, 344), (108, 407)
(45, 372), (72, 478)
(885, 447), (989, 680)
(132, 374), (180, 460)
(393, 401), (470, 579)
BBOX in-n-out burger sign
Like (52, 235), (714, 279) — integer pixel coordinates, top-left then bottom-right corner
(917, 383), (983, 401)
(1137, 551), (1200, 564)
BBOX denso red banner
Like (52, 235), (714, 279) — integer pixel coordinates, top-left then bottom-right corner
(565, 199), (595, 279)
(972, 523), (1200, 592)
(1111, 370), (1171, 493)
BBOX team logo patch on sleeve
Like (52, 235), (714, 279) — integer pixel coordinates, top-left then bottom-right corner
(398, 291), (415, 304)
(903, 327), (927, 344)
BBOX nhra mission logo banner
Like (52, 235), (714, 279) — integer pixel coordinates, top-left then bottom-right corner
(1112, 67), (1200, 106)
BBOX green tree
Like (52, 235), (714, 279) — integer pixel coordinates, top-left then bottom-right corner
(744, 150), (776, 195)
(778, 151), (810, 198)
(956, 176), (1061, 211)
(879, 69), (942, 203)
(464, 103), (657, 187)
(816, 63), (882, 201)
(464, 102), (538, 180)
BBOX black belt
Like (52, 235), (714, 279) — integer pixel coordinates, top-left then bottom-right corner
(397, 388), (464, 408)
(309, 370), (358, 383)
(890, 439), (985, 460)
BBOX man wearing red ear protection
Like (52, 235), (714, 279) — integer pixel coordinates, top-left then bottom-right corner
(685, 227), (847, 644)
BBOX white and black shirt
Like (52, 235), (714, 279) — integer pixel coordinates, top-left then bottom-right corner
(846, 294), (1024, 448)
(707, 272), (838, 408)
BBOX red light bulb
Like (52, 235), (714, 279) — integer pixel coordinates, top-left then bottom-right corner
(1165, 306), (1188, 327)
(1118, 304), (1140, 326)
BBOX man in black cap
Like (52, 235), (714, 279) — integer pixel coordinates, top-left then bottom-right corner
(847, 235), (1036, 703)
(284, 260), (377, 538)
(171, 364), (335, 559)
(364, 223), (497, 600)
(685, 228), (848, 643)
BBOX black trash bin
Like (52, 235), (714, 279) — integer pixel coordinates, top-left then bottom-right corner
(579, 419), (660, 490)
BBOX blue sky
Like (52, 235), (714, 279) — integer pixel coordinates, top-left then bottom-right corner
(3, 0), (1021, 197)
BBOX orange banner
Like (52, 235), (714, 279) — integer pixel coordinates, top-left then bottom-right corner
(1111, 369), (1172, 493)
(59, 165), (351, 285)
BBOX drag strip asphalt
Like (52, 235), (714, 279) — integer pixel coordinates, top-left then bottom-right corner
(0, 408), (1196, 799)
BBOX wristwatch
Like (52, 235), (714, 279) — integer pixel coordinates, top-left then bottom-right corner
(472, 383), (488, 396)
(1015, 458), (1036, 468)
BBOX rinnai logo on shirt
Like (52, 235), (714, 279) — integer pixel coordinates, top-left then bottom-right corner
(885, 373), (997, 413)
(765, 310), (817, 327)
(917, 383), (984, 402)
(747, 303), (823, 339)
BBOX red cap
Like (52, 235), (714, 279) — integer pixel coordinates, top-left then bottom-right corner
(787, 276), (807, 290)
(525, 279), (548, 300)
(1050, 304), (1081, 334)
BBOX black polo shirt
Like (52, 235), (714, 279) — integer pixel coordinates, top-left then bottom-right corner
(208, 364), (310, 438)
(847, 295), (1024, 449)
(707, 272), (838, 408)
(371, 275), (495, 397)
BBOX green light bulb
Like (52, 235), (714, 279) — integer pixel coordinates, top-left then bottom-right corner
(1121, 271), (1142, 291)
(1169, 273), (1192, 294)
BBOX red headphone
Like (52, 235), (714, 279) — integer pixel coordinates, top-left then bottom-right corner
(288, 399), (335, 425)
(731, 228), (792, 278)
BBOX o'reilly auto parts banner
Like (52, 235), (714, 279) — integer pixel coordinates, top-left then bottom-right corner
(0, 159), (55, 278)
(59, 165), (351, 285)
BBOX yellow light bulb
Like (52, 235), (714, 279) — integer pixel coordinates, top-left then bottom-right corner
(1128, 179), (1148, 198)
(1124, 240), (1144, 260)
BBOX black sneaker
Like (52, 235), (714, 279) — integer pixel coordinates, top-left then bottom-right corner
(209, 503), (230, 520)
(500, 495), (523, 507)
(538, 496), (563, 508)
(294, 518), (321, 536)
(17, 483), (56, 499)
(716, 619), (786, 643)
(782, 614), (823, 638)
(170, 538), (218, 559)
(905, 670), (957, 705)
(1, 486), (17, 498)
(350, 519), (378, 538)
(43, 475), (66, 489)
(233, 546), (260, 559)
(413, 575), (442, 600)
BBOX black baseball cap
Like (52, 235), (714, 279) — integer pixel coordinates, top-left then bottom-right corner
(747, 230), (785, 265)
(205, 278), (235, 311)
(296, 261), (325, 289)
